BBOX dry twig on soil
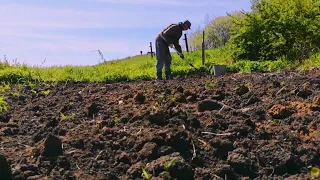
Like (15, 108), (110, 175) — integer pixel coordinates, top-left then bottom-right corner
(201, 132), (233, 136)
(276, 86), (288, 95)
(191, 140), (196, 160)
(95, 150), (104, 160)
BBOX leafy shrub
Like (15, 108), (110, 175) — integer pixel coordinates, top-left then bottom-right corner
(230, 0), (320, 62)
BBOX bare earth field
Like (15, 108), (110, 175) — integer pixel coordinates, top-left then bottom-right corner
(1, 71), (320, 180)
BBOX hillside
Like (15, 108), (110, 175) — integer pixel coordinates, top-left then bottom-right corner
(0, 46), (319, 84)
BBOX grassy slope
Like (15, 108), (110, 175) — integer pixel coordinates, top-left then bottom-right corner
(0, 46), (319, 84)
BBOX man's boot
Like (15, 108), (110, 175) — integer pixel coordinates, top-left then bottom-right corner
(165, 70), (172, 80)
(157, 71), (163, 80)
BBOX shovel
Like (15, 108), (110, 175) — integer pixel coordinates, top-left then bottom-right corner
(172, 47), (198, 71)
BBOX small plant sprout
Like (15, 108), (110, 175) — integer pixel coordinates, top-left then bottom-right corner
(11, 92), (21, 97)
(142, 168), (151, 180)
(311, 167), (320, 179)
(42, 89), (51, 96)
(135, 128), (142, 136)
(31, 89), (38, 96)
(0, 83), (11, 93)
(205, 80), (215, 90)
(164, 158), (177, 172)
(60, 112), (75, 121)
(0, 97), (8, 113)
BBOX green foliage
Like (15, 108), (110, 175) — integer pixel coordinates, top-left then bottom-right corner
(0, 97), (8, 113)
(299, 52), (320, 70)
(227, 56), (297, 73)
(0, 83), (11, 93)
(42, 90), (51, 96)
(205, 80), (216, 90)
(230, 0), (320, 62)
(60, 112), (76, 121)
(311, 167), (320, 179)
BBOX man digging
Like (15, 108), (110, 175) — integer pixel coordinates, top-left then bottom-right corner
(155, 20), (191, 80)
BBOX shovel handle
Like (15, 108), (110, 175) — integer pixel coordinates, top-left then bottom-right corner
(172, 47), (198, 71)
(172, 47), (183, 56)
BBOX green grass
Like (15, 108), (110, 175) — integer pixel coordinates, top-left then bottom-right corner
(0, 46), (319, 84)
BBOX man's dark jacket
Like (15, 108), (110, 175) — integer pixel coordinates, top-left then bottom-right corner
(156, 23), (183, 53)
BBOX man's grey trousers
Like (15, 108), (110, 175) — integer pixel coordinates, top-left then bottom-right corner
(155, 39), (172, 80)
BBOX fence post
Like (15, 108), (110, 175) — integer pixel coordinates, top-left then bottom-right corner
(149, 42), (154, 58)
(183, 34), (189, 52)
(202, 31), (205, 66)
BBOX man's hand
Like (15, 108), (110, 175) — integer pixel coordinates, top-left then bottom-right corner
(180, 53), (185, 59)
(169, 44), (174, 48)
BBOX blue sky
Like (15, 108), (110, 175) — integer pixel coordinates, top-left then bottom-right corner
(0, 0), (252, 67)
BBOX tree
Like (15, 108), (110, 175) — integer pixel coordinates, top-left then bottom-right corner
(188, 12), (245, 50)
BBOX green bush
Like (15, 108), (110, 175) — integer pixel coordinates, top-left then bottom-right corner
(230, 0), (320, 62)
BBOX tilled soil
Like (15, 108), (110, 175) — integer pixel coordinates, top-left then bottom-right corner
(1, 71), (320, 180)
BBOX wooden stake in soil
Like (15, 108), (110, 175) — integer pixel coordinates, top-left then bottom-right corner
(149, 42), (154, 58)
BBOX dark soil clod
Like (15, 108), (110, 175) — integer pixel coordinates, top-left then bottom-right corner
(41, 134), (63, 157)
(196, 99), (222, 112)
(236, 85), (249, 96)
(296, 89), (313, 98)
(134, 92), (146, 103)
(268, 104), (294, 119)
(86, 102), (100, 117)
(0, 153), (13, 180)
(148, 111), (166, 125)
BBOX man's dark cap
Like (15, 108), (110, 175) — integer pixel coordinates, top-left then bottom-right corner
(184, 20), (191, 29)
